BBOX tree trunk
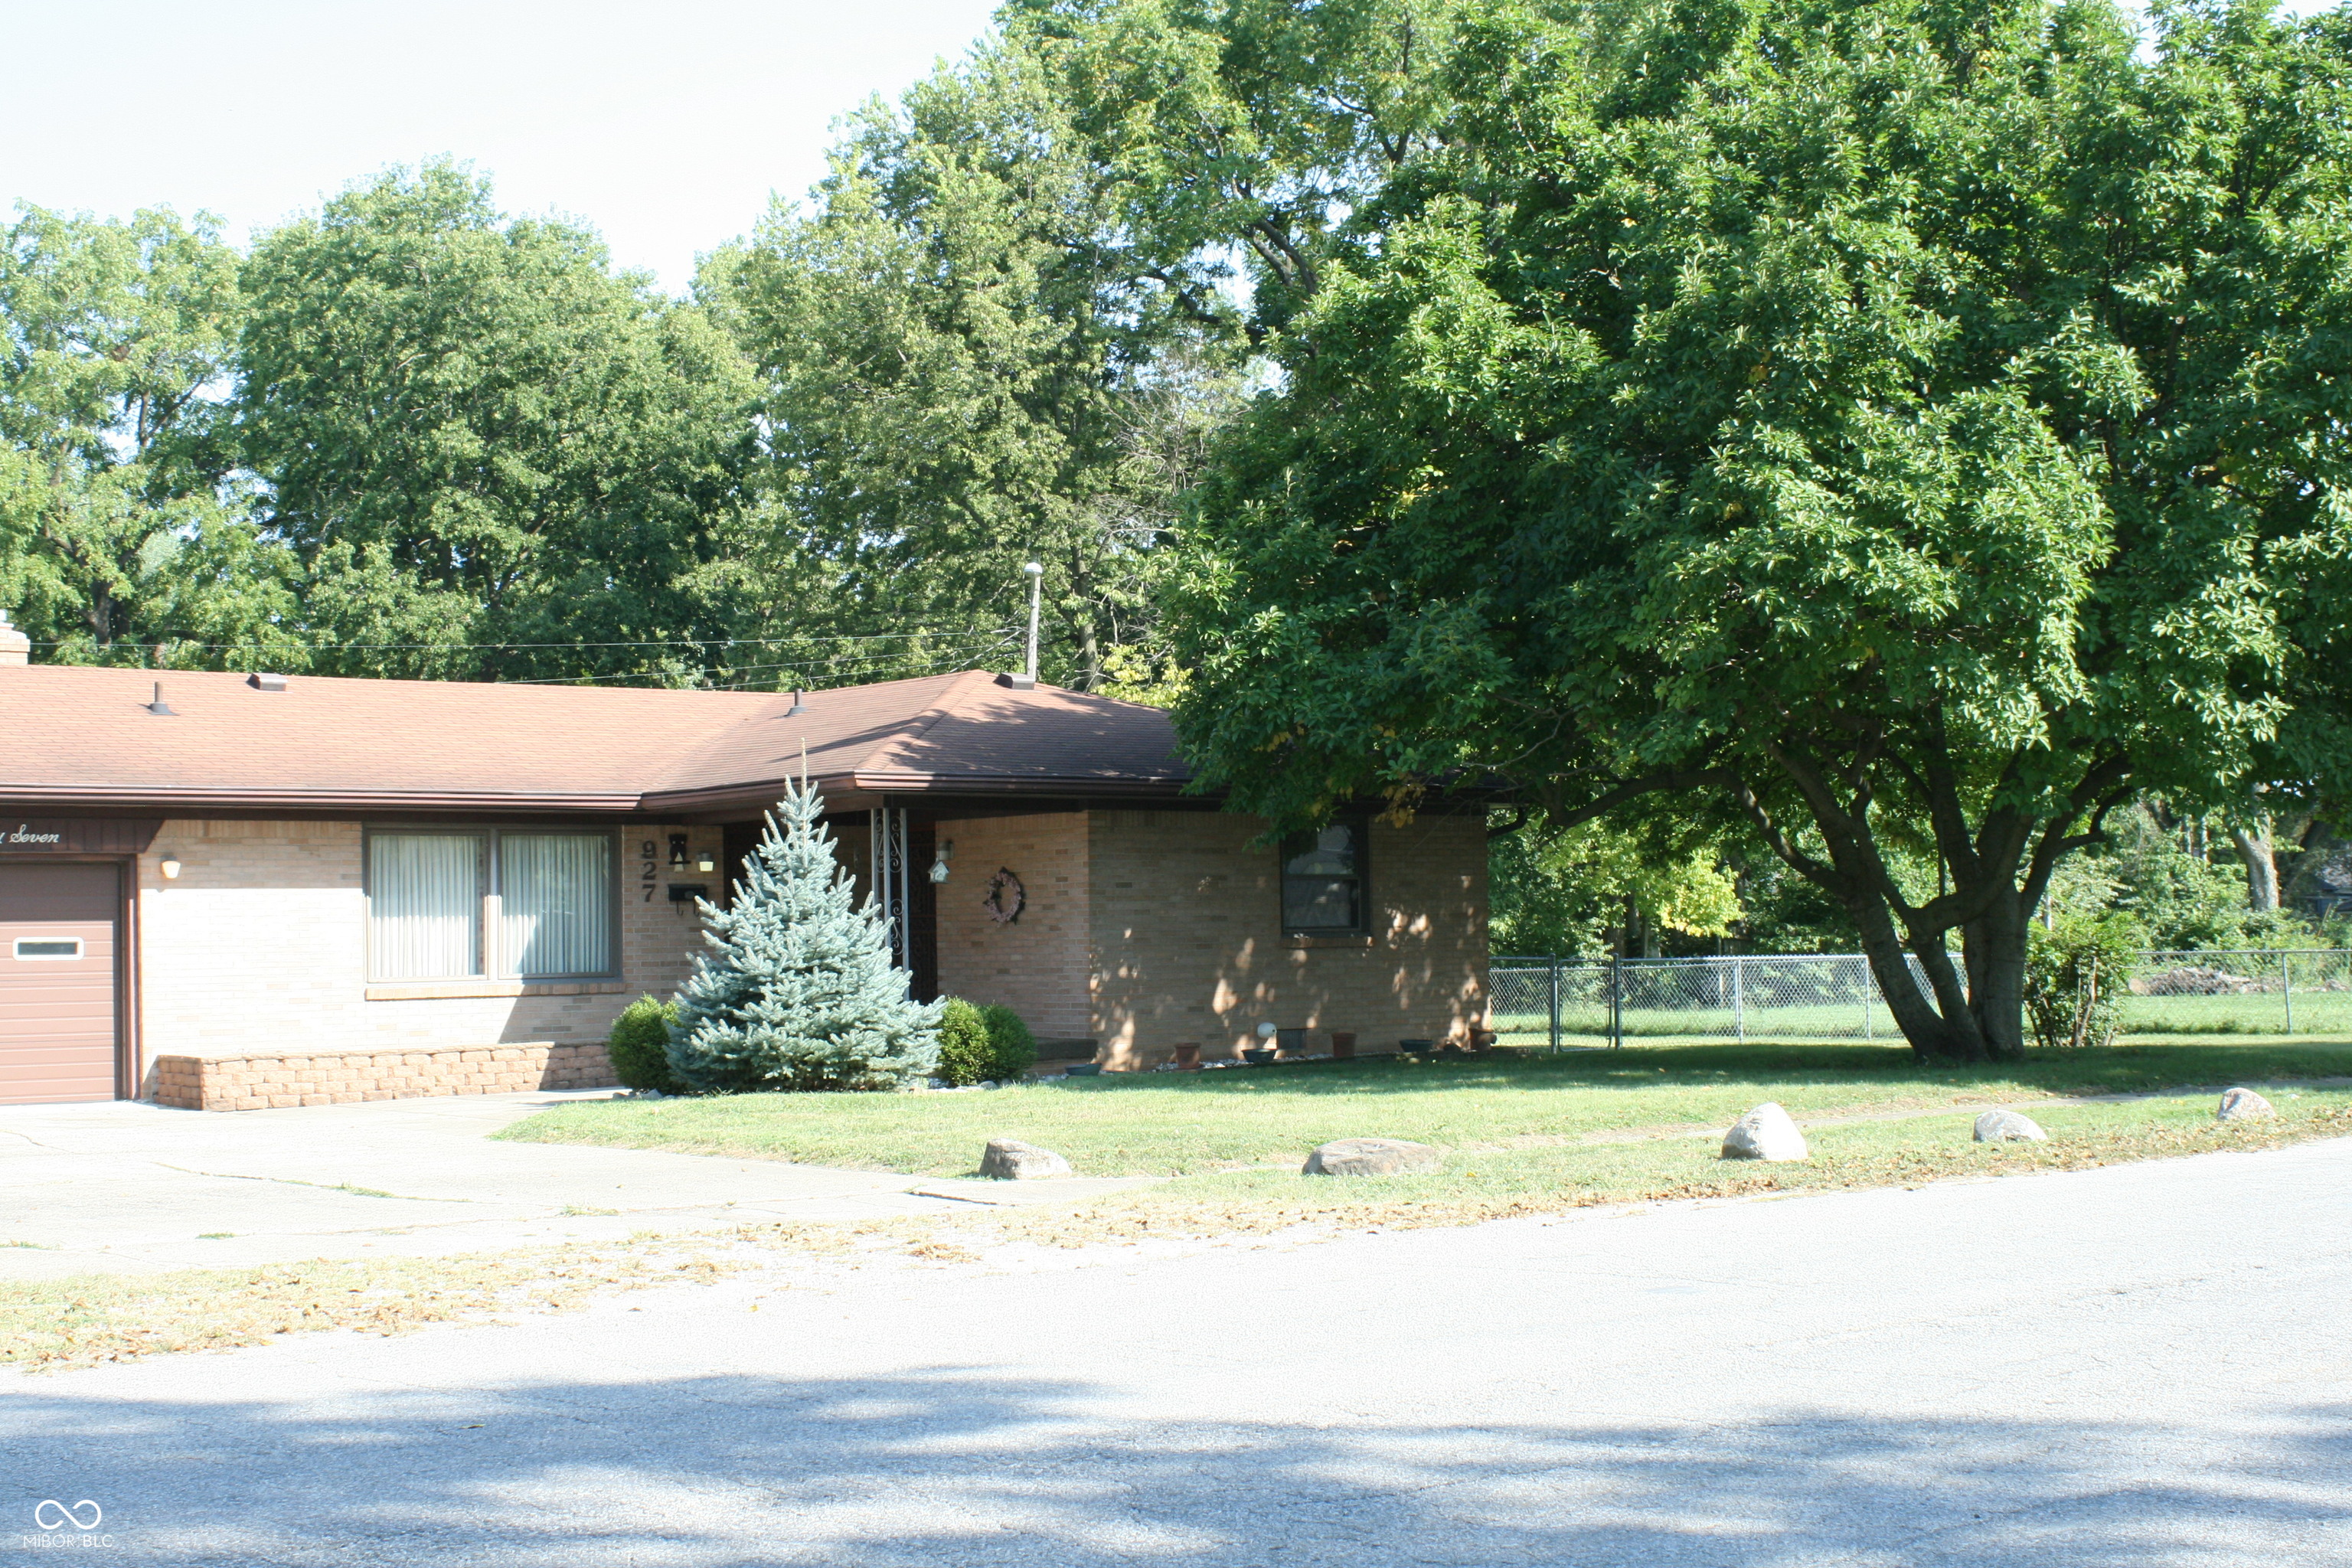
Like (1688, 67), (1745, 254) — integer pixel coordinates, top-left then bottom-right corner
(1849, 893), (1986, 1063)
(2231, 822), (2279, 913)
(1961, 890), (2030, 1060)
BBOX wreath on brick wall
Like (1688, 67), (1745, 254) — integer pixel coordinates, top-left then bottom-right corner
(982, 867), (1025, 925)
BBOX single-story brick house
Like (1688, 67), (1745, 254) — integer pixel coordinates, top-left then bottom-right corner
(0, 625), (1489, 1109)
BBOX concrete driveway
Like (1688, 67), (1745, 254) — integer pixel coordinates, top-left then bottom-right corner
(0, 1092), (1149, 1279)
(6, 1135), (2348, 1565)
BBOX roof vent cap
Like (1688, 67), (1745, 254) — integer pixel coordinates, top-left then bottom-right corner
(247, 672), (288, 692)
(144, 681), (175, 716)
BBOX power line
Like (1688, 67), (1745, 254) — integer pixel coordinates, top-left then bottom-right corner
(528, 635), (1024, 692)
(25, 627), (1016, 653)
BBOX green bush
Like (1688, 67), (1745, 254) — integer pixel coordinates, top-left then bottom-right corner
(930, 1000), (1039, 1084)
(934, 999), (994, 1086)
(979, 1003), (1038, 1080)
(608, 994), (681, 1091)
(2025, 915), (2141, 1050)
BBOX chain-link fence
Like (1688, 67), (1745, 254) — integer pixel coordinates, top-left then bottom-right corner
(2123, 950), (2352, 1037)
(1491, 949), (2352, 1047)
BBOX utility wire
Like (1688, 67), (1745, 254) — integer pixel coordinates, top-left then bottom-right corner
(25, 628), (1012, 653)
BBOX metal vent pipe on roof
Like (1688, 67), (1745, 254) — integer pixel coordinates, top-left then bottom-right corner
(1010, 561), (1043, 690)
(786, 688), (806, 716)
(144, 681), (175, 716)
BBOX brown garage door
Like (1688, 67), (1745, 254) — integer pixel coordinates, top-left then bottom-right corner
(0, 863), (121, 1105)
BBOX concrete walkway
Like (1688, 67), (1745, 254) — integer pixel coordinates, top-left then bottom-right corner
(5, 1135), (2348, 1564)
(0, 1092), (1154, 1279)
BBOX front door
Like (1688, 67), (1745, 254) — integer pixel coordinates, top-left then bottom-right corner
(0, 862), (122, 1104)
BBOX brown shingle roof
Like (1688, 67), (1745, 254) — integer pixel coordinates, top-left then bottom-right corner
(0, 665), (1191, 815)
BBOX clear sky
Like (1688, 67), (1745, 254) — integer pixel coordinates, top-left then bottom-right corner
(0, 0), (1004, 295)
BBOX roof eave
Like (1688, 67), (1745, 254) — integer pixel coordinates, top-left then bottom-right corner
(0, 785), (648, 815)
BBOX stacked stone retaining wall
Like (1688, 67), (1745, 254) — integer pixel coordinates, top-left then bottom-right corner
(149, 1042), (616, 1111)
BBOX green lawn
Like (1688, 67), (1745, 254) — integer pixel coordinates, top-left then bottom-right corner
(498, 1039), (2352, 1179)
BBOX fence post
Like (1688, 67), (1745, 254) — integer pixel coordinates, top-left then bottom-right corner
(1547, 956), (1561, 1054)
(1610, 954), (1623, 1050)
(1862, 956), (1873, 1041)
(1733, 955), (1746, 1044)
(2283, 952), (2295, 1034)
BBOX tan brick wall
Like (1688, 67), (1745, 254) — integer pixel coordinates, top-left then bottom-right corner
(150, 1041), (614, 1111)
(931, 812), (1093, 1040)
(1086, 810), (1488, 1068)
(136, 819), (719, 1083)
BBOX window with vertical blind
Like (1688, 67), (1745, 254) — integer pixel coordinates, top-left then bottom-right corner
(367, 829), (616, 981)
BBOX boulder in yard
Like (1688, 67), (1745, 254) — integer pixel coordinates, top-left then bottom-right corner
(2216, 1086), (2277, 1122)
(1302, 1138), (1443, 1177)
(1721, 1103), (1808, 1162)
(979, 1138), (1073, 1180)
(1973, 1109), (2048, 1143)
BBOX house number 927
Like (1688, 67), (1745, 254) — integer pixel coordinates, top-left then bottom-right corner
(642, 840), (658, 902)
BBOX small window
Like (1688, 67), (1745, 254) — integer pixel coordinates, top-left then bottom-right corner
(12, 938), (82, 960)
(1282, 822), (1367, 933)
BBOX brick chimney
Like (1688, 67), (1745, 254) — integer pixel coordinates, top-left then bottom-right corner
(0, 611), (28, 667)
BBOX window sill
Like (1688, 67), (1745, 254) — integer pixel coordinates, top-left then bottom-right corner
(1284, 933), (1375, 950)
(364, 979), (629, 1001)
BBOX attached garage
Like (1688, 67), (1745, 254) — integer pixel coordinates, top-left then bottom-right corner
(0, 861), (126, 1104)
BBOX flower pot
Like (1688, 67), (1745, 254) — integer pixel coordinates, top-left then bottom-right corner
(1173, 1042), (1201, 1070)
(1244, 1047), (1277, 1066)
(1329, 1031), (1356, 1059)
(1063, 1063), (1101, 1077)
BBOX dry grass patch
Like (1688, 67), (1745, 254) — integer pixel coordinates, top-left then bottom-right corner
(15, 1086), (2348, 1374)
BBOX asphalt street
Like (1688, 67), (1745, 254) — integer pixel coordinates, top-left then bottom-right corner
(7, 1136), (2349, 1566)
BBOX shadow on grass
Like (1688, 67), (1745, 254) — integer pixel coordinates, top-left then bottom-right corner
(1042, 1040), (2352, 1102)
(8, 1368), (2346, 1566)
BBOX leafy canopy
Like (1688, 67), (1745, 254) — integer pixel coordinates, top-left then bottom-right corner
(1169, 0), (2352, 1060)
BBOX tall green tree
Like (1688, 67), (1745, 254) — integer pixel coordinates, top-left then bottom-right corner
(1008, 0), (1468, 342)
(1168, 0), (2352, 1062)
(705, 50), (1239, 690)
(0, 204), (296, 663)
(236, 162), (758, 682)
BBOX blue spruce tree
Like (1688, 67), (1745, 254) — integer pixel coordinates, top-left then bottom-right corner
(668, 778), (941, 1090)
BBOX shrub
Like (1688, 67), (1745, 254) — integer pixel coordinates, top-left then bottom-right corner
(934, 999), (994, 1086)
(979, 1004), (1038, 1080)
(2024, 914), (2141, 1050)
(608, 995), (681, 1092)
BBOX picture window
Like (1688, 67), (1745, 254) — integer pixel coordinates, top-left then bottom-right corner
(368, 830), (615, 981)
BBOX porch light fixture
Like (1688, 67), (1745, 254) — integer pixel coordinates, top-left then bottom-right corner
(159, 856), (181, 880)
(928, 839), (955, 884)
(697, 852), (716, 872)
(668, 833), (689, 870)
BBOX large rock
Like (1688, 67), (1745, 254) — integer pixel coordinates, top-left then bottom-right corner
(1302, 1138), (1443, 1177)
(2217, 1086), (2278, 1122)
(979, 1138), (1072, 1180)
(1721, 1103), (1808, 1162)
(1974, 1109), (2048, 1143)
